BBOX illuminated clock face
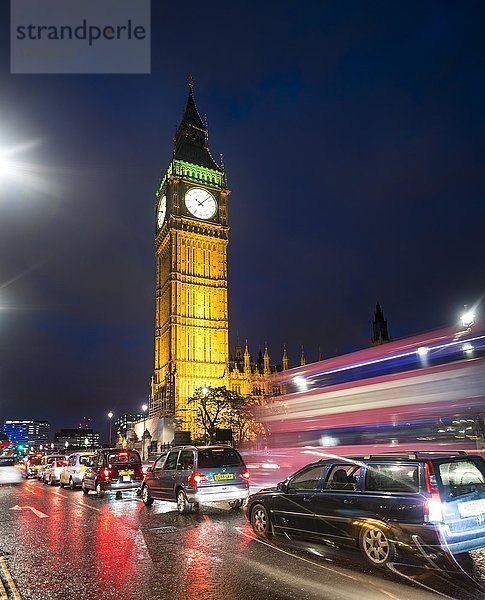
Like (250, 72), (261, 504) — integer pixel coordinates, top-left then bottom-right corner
(184, 188), (217, 220)
(157, 195), (167, 228)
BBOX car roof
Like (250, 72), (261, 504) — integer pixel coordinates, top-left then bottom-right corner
(170, 445), (236, 451)
(306, 451), (477, 466)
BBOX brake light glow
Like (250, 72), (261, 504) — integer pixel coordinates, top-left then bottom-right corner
(103, 468), (112, 479)
(189, 472), (208, 486)
(119, 451), (128, 457)
(425, 498), (443, 523)
(424, 462), (443, 523)
(239, 470), (250, 480)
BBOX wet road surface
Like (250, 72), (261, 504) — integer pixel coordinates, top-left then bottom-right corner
(1, 480), (485, 599)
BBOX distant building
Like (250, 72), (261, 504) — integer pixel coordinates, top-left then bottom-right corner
(3, 420), (49, 451)
(371, 302), (391, 346)
(115, 414), (144, 439)
(54, 428), (100, 452)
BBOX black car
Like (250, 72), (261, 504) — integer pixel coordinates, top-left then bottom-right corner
(82, 449), (143, 497)
(246, 451), (485, 567)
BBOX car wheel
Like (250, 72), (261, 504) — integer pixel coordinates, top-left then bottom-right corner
(142, 485), (154, 506)
(48, 476), (53, 486)
(250, 504), (271, 537)
(59, 480), (64, 488)
(359, 524), (395, 567)
(176, 490), (191, 514)
(228, 499), (244, 510)
(69, 478), (76, 491)
(43, 475), (48, 485)
(82, 481), (89, 495)
(95, 481), (105, 498)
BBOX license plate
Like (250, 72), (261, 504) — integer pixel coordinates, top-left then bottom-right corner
(458, 499), (485, 518)
(119, 470), (134, 476)
(214, 473), (234, 481)
(122, 475), (131, 482)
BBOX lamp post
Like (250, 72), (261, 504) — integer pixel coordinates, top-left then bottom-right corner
(64, 440), (69, 453)
(108, 411), (113, 447)
(201, 387), (209, 445)
(142, 404), (148, 460)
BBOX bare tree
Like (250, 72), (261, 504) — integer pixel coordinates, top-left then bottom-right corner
(188, 387), (248, 444)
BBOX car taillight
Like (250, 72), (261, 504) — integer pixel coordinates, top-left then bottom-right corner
(103, 468), (112, 480)
(189, 472), (208, 486)
(239, 470), (250, 480)
(424, 462), (443, 523)
(142, 465), (150, 475)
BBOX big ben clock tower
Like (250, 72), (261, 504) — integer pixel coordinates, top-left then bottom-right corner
(151, 80), (229, 436)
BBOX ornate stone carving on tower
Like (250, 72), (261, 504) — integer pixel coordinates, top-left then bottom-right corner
(151, 79), (229, 435)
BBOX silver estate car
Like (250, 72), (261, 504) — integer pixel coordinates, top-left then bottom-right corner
(141, 445), (250, 513)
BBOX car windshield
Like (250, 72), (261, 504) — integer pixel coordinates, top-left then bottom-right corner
(197, 448), (243, 469)
(108, 451), (141, 464)
(47, 456), (63, 464)
(79, 455), (93, 466)
(56, 460), (67, 467)
(28, 457), (41, 465)
(438, 459), (485, 499)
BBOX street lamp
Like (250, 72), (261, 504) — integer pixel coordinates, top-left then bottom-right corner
(460, 305), (476, 329)
(142, 404), (148, 460)
(64, 441), (69, 452)
(84, 437), (89, 449)
(108, 411), (113, 447)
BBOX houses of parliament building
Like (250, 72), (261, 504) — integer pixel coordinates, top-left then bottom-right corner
(144, 81), (390, 444)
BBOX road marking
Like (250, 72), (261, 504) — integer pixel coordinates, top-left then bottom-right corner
(10, 505), (48, 519)
(51, 489), (101, 511)
(75, 501), (100, 512)
(0, 557), (22, 600)
(0, 577), (7, 600)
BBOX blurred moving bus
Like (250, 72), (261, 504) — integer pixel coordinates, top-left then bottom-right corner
(251, 323), (485, 479)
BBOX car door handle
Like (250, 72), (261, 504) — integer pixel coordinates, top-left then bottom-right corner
(343, 498), (353, 504)
(172, 474), (176, 479)
(302, 496), (312, 502)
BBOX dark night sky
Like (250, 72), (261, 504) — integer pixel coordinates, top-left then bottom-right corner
(0, 1), (484, 438)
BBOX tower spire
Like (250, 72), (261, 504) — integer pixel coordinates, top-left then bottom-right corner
(263, 342), (270, 375)
(300, 345), (307, 367)
(282, 344), (289, 371)
(371, 302), (390, 346)
(173, 78), (222, 171)
(244, 340), (251, 374)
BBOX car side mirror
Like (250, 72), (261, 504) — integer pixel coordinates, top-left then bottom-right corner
(276, 481), (288, 493)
